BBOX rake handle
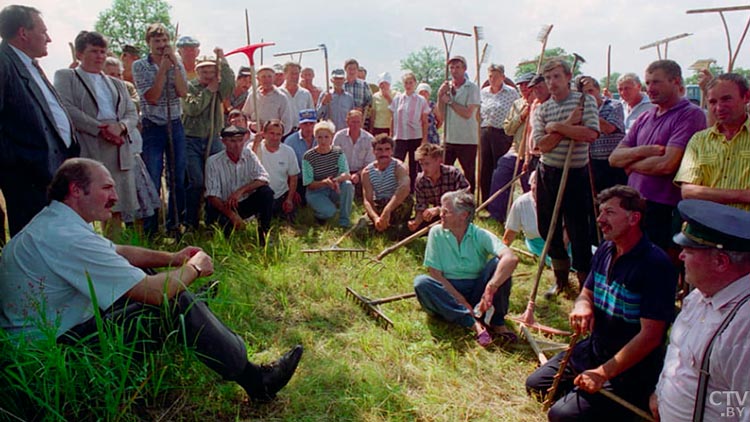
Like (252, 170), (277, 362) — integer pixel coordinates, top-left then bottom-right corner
(371, 292), (416, 305)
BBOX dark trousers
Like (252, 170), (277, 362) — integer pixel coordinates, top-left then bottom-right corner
(590, 159), (627, 194)
(487, 153), (531, 223)
(394, 138), (421, 192)
(536, 164), (592, 273)
(0, 169), (47, 236)
(479, 127), (513, 202)
(60, 291), (249, 381)
(444, 143), (477, 193)
(645, 200), (678, 252)
(207, 185), (274, 238)
(185, 136), (224, 228)
(526, 338), (653, 422)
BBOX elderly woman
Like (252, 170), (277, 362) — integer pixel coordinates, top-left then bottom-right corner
(390, 72), (430, 191)
(413, 190), (518, 346)
(479, 63), (519, 202)
(302, 120), (354, 227)
(54, 31), (140, 236)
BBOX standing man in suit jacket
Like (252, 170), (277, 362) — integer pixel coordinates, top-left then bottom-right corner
(0, 5), (78, 236)
(54, 30), (140, 236)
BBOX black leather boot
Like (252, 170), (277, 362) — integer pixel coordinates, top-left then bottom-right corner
(236, 344), (304, 402)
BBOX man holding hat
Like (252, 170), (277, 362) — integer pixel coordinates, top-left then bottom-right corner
(317, 68), (354, 133)
(651, 199), (750, 422)
(436, 55), (480, 192)
(675, 73), (750, 211)
(242, 64), (294, 138)
(176, 35), (200, 81)
(182, 48), (235, 228)
(205, 125), (274, 242)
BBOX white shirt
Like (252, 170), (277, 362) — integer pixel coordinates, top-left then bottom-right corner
(81, 70), (117, 121)
(332, 128), (375, 172)
(257, 142), (300, 199)
(656, 274), (750, 422)
(9, 44), (73, 147)
(505, 191), (541, 240)
(279, 85), (314, 125)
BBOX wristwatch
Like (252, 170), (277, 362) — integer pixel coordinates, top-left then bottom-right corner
(189, 263), (203, 278)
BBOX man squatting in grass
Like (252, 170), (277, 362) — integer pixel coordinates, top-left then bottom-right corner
(0, 158), (303, 402)
(413, 190), (519, 347)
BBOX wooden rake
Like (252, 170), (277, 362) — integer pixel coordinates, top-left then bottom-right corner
(345, 287), (416, 329)
(301, 214), (367, 256)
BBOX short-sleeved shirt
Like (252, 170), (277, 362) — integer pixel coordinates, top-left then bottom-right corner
(372, 90), (393, 129)
(445, 79), (480, 145)
(302, 147), (349, 186)
(241, 87), (295, 136)
(584, 236), (676, 363)
(0, 201), (146, 339)
(505, 191), (540, 239)
(622, 94), (654, 133)
(316, 90), (355, 133)
(674, 118), (750, 211)
(284, 130), (317, 169)
(279, 86), (314, 125)
(414, 164), (470, 212)
(332, 128), (375, 172)
(424, 223), (506, 280)
(205, 148), (269, 201)
(619, 97), (706, 206)
(132, 54), (187, 125)
(390, 92), (430, 140)
(257, 142), (300, 199)
(590, 98), (625, 160)
(532, 91), (600, 169)
(480, 84), (519, 129)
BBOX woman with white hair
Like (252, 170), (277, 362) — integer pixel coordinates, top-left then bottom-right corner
(413, 190), (519, 346)
(302, 120), (354, 227)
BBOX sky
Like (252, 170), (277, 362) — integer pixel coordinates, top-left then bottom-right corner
(20, 0), (750, 86)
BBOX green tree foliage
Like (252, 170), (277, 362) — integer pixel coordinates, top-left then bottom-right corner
(599, 72), (621, 94)
(95, 0), (174, 56)
(514, 47), (583, 78)
(400, 46), (445, 101)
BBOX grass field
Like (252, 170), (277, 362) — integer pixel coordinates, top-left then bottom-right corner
(0, 205), (577, 421)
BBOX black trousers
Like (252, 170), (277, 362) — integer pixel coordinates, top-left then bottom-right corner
(589, 159), (627, 194)
(60, 290), (248, 381)
(207, 185), (274, 238)
(479, 127), (513, 202)
(536, 164), (593, 273)
(0, 168), (48, 237)
(394, 138), (421, 192)
(444, 143), (477, 193)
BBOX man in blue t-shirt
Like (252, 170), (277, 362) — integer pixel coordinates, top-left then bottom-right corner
(526, 185), (676, 421)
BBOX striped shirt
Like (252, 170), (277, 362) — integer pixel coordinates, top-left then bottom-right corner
(205, 149), (269, 201)
(590, 98), (625, 160)
(390, 92), (430, 140)
(414, 164), (470, 212)
(366, 159), (400, 201)
(132, 55), (187, 125)
(674, 117), (750, 211)
(302, 147), (349, 186)
(480, 84), (519, 129)
(532, 91), (600, 168)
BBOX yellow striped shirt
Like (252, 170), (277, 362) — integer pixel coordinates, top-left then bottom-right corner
(674, 117), (750, 211)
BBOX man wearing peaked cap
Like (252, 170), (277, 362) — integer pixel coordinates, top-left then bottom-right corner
(651, 199), (750, 422)
(176, 35), (200, 81)
(316, 68), (354, 133)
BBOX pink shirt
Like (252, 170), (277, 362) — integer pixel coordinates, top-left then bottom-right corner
(390, 92), (429, 140)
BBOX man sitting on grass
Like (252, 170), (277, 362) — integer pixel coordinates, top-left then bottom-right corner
(0, 158), (303, 402)
(361, 134), (412, 235)
(413, 190), (518, 347)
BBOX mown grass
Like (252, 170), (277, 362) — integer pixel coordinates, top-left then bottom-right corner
(0, 206), (576, 421)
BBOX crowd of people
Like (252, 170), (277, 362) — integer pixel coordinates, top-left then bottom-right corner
(1, 4), (750, 421)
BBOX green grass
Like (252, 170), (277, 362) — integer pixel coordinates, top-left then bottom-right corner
(0, 207), (577, 421)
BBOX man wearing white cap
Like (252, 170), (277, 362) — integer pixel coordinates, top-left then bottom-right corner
(371, 72), (395, 136)
(436, 55), (480, 192)
(242, 65), (294, 138)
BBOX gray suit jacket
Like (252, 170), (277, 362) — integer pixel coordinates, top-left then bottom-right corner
(0, 41), (79, 185)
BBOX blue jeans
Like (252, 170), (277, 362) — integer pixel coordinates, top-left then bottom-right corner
(413, 257), (512, 328)
(488, 153), (530, 223)
(185, 136), (224, 228)
(141, 118), (187, 231)
(305, 181), (354, 227)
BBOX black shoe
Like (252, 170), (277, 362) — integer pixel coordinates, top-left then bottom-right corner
(248, 345), (304, 402)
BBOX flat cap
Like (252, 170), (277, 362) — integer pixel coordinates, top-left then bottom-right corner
(176, 35), (200, 48)
(673, 199), (750, 252)
(221, 125), (249, 137)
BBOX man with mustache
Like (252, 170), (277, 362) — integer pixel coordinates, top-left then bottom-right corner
(526, 185), (677, 421)
(0, 157), (303, 402)
(361, 134), (412, 233)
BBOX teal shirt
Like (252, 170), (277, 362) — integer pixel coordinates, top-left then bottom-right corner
(423, 223), (505, 280)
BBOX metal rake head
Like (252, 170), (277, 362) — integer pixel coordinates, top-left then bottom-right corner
(345, 287), (394, 329)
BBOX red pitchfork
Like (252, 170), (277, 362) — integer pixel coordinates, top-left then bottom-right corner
(226, 42), (275, 134)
